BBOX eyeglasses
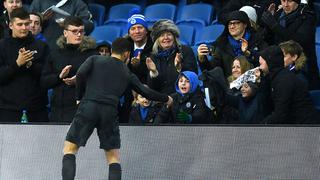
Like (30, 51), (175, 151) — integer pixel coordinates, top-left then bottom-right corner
(65, 29), (85, 35)
(228, 21), (242, 27)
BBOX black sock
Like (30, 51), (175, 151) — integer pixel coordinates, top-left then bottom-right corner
(62, 154), (76, 180)
(109, 163), (121, 180)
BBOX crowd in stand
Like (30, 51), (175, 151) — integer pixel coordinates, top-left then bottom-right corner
(0, 0), (319, 124)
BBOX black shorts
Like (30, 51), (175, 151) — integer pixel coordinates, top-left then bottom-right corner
(65, 100), (120, 150)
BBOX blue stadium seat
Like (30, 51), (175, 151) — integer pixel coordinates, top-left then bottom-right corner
(88, 3), (106, 26)
(90, 25), (122, 45)
(144, 3), (176, 26)
(194, 24), (225, 45)
(177, 24), (194, 45)
(309, 90), (320, 111)
(176, 3), (214, 30)
(314, 3), (320, 26)
(316, 27), (320, 45)
(316, 45), (320, 70)
(104, 3), (141, 27)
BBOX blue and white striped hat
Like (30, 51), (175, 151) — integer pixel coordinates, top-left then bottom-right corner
(127, 8), (148, 32)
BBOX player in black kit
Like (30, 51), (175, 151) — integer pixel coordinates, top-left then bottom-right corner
(62, 37), (173, 180)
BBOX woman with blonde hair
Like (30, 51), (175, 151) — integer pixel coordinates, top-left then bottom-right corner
(227, 55), (253, 83)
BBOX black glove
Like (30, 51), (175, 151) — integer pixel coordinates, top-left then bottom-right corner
(261, 11), (278, 30)
(176, 110), (192, 123)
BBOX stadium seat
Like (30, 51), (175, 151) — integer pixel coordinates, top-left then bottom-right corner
(314, 3), (320, 26)
(88, 3), (106, 26)
(90, 25), (122, 45)
(144, 3), (176, 26)
(316, 27), (320, 45)
(194, 24), (225, 45)
(104, 3), (141, 26)
(177, 24), (194, 45)
(309, 90), (320, 111)
(316, 45), (320, 70)
(176, 3), (214, 30)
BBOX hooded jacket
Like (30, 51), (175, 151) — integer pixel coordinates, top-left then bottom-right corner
(155, 71), (211, 124)
(41, 36), (97, 111)
(261, 46), (318, 124)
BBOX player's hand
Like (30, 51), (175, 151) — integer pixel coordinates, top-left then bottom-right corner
(63, 75), (76, 85)
(131, 51), (141, 67)
(59, 65), (72, 79)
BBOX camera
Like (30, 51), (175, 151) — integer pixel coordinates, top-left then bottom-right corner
(207, 45), (216, 56)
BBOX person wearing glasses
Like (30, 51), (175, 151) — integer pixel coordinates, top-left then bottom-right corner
(197, 10), (267, 78)
(41, 16), (98, 123)
(0, 8), (49, 122)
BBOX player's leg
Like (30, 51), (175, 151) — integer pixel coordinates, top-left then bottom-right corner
(105, 149), (121, 180)
(62, 141), (79, 180)
(98, 105), (121, 180)
(62, 100), (97, 180)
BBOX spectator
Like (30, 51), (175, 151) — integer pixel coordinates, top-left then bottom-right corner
(0, 0), (23, 39)
(125, 8), (152, 84)
(96, 40), (111, 56)
(129, 89), (162, 124)
(197, 10), (266, 78)
(0, 8), (49, 122)
(259, 45), (318, 124)
(239, 6), (259, 31)
(225, 81), (269, 123)
(261, 0), (320, 89)
(146, 19), (198, 95)
(119, 8), (153, 123)
(41, 16), (97, 123)
(29, 12), (46, 42)
(218, 0), (279, 25)
(279, 40), (308, 84)
(228, 55), (253, 83)
(155, 71), (211, 124)
(29, 0), (94, 50)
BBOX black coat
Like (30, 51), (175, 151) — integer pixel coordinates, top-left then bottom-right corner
(41, 36), (97, 112)
(265, 5), (320, 89)
(155, 90), (211, 124)
(264, 68), (318, 124)
(76, 56), (169, 106)
(148, 45), (198, 95)
(126, 33), (153, 84)
(0, 35), (49, 111)
(199, 29), (267, 77)
(0, 11), (10, 39)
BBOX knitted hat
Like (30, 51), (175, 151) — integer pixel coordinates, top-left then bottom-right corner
(150, 19), (180, 42)
(225, 11), (251, 27)
(127, 8), (147, 32)
(239, 6), (257, 24)
(259, 45), (284, 71)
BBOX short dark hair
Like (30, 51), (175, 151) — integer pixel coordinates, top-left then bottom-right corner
(63, 16), (84, 29)
(29, 12), (43, 26)
(111, 38), (131, 54)
(9, 8), (29, 22)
